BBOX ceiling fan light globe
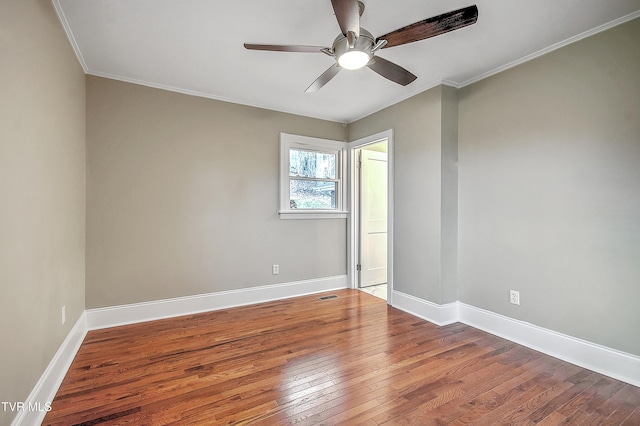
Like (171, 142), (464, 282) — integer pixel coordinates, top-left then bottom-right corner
(338, 50), (370, 70)
(332, 28), (375, 70)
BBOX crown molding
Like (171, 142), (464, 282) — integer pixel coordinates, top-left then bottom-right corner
(51, 0), (88, 73)
(458, 10), (640, 88)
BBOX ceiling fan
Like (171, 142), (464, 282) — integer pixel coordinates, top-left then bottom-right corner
(244, 0), (478, 92)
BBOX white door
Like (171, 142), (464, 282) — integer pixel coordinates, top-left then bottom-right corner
(359, 149), (388, 287)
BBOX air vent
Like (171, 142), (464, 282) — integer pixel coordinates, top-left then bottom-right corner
(318, 295), (338, 301)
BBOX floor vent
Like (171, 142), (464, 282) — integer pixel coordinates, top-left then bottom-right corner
(318, 295), (338, 301)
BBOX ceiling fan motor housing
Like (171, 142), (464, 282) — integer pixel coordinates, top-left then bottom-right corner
(332, 28), (375, 68)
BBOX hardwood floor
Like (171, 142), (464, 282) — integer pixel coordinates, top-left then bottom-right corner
(45, 290), (639, 425)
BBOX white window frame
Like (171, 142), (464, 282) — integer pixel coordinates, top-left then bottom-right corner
(279, 133), (348, 219)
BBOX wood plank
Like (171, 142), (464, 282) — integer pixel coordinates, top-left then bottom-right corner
(43, 289), (640, 425)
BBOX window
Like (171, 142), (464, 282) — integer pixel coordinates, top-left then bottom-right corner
(279, 133), (348, 219)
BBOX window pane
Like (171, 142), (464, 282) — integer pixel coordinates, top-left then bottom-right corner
(290, 180), (337, 209)
(289, 149), (336, 179)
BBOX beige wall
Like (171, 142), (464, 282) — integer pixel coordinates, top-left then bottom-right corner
(440, 86), (459, 304)
(86, 76), (347, 308)
(0, 1), (86, 424)
(458, 18), (640, 355)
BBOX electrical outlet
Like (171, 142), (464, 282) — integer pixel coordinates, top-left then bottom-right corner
(509, 290), (520, 305)
(62, 305), (66, 325)
(272, 264), (279, 275)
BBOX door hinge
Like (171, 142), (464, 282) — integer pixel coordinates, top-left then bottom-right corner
(356, 264), (361, 271)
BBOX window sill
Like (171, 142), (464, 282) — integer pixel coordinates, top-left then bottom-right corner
(279, 210), (348, 220)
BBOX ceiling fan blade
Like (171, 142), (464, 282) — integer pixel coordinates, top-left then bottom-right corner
(379, 5), (478, 49)
(306, 64), (341, 93)
(244, 43), (328, 53)
(367, 56), (417, 86)
(331, 0), (360, 38)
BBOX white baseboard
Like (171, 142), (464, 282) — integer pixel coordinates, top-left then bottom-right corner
(390, 293), (640, 387)
(457, 302), (640, 388)
(391, 290), (459, 326)
(87, 275), (349, 330)
(12, 312), (87, 426)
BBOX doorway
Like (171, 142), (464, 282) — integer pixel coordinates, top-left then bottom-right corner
(349, 130), (393, 303)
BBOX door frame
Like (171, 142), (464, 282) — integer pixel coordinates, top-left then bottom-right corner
(347, 129), (394, 304)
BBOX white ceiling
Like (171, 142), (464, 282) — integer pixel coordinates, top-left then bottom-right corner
(54, 0), (640, 123)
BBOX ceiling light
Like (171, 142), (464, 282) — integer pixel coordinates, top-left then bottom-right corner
(338, 50), (370, 70)
(332, 28), (375, 71)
